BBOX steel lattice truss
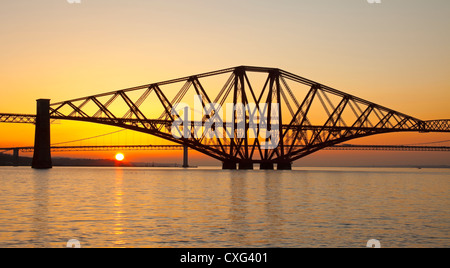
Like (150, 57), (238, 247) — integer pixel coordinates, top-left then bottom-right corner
(0, 113), (36, 124)
(47, 66), (450, 165)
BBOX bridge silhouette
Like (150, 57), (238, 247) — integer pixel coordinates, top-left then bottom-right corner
(1, 144), (449, 168)
(1, 66), (449, 170)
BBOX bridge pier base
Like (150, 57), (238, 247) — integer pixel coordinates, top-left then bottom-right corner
(13, 148), (19, 167)
(182, 145), (189, 168)
(239, 162), (254, 170)
(32, 99), (52, 169)
(277, 162), (292, 170)
(260, 162), (274, 170)
(222, 161), (237, 170)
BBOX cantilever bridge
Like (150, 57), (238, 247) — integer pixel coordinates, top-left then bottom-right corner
(1, 66), (450, 170)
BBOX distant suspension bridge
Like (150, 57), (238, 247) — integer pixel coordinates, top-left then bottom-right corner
(1, 142), (449, 167)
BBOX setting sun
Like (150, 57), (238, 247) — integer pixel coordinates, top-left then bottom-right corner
(115, 153), (125, 161)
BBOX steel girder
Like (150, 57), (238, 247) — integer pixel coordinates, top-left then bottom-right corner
(0, 113), (36, 124)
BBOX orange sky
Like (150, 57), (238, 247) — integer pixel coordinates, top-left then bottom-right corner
(1, 0), (449, 166)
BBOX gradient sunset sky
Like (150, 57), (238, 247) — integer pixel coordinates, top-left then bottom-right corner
(1, 0), (449, 166)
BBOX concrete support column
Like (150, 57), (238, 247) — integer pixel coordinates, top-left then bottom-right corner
(13, 148), (19, 167)
(32, 99), (52, 169)
(277, 161), (292, 170)
(182, 145), (189, 168)
(238, 162), (254, 170)
(222, 161), (237, 170)
(260, 162), (274, 170)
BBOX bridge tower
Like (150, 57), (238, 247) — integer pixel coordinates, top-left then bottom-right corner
(183, 144), (189, 168)
(13, 148), (19, 167)
(32, 99), (52, 169)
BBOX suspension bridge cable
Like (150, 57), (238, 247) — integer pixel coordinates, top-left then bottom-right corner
(50, 129), (127, 146)
(401, 139), (450, 146)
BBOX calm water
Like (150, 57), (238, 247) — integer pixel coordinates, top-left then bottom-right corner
(0, 166), (448, 248)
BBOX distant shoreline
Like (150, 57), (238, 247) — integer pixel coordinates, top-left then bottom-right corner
(0, 153), (179, 168)
(1, 152), (448, 169)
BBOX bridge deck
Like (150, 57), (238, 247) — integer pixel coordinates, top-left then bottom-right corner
(2, 144), (449, 153)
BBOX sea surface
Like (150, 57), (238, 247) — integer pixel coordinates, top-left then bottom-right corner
(0, 166), (448, 248)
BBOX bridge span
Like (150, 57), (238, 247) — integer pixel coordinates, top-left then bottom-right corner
(1, 66), (450, 170)
(1, 144), (449, 168)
